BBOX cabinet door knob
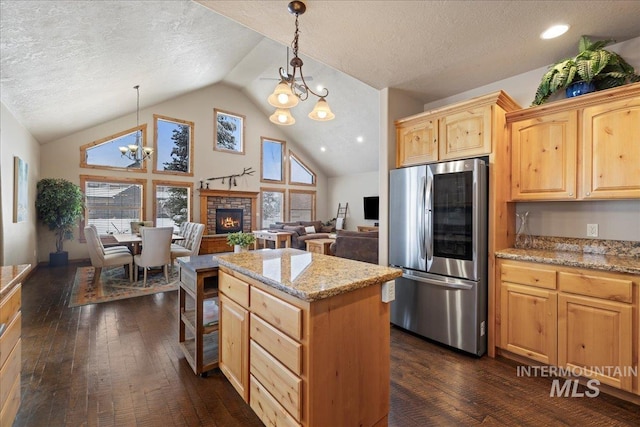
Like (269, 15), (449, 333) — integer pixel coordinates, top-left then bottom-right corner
(569, 192), (573, 196)
(586, 192), (591, 196)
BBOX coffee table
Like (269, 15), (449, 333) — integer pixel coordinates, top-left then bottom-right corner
(252, 230), (291, 250)
(305, 238), (335, 255)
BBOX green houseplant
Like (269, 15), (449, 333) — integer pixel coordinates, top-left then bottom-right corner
(532, 36), (640, 106)
(226, 231), (256, 252)
(35, 178), (84, 266)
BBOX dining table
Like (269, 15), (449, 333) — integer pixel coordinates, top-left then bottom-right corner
(112, 233), (185, 254)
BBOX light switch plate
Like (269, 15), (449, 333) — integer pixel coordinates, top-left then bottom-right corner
(587, 224), (599, 237)
(381, 280), (395, 303)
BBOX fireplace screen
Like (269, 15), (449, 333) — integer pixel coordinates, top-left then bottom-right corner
(216, 208), (243, 234)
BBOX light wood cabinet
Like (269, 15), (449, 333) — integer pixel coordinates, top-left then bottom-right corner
(219, 292), (249, 402)
(508, 82), (640, 201)
(496, 259), (638, 394)
(510, 111), (578, 200)
(439, 104), (492, 160)
(395, 91), (520, 168)
(581, 97), (640, 199)
(219, 267), (391, 426)
(0, 265), (29, 427)
(396, 116), (438, 167)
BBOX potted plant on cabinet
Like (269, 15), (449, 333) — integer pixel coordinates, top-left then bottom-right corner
(532, 35), (640, 106)
(226, 231), (256, 253)
(35, 178), (84, 266)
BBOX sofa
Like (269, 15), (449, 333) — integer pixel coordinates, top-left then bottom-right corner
(268, 220), (334, 250)
(329, 230), (379, 264)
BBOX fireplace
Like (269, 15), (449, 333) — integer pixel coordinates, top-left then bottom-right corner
(216, 208), (243, 234)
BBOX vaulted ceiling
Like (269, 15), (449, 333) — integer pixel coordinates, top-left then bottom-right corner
(2, 1), (640, 177)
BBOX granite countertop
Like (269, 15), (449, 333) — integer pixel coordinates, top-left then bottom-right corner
(496, 248), (640, 275)
(0, 264), (31, 299)
(215, 248), (402, 302)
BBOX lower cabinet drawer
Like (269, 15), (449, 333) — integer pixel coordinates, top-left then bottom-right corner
(0, 285), (21, 326)
(558, 271), (632, 303)
(0, 339), (21, 406)
(0, 312), (21, 367)
(0, 371), (20, 427)
(219, 272), (249, 307)
(250, 340), (301, 421)
(249, 375), (301, 427)
(251, 314), (302, 375)
(250, 287), (302, 340)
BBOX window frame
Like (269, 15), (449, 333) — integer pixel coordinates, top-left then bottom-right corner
(80, 124), (149, 172)
(79, 175), (147, 241)
(153, 114), (195, 176)
(288, 150), (316, 186)
(260, 137), (286, 184)
(260, 187), (287, 229)
(152, 180), (194, 232)
(288, 189), (316, 222)
(214, 108), (245, 155)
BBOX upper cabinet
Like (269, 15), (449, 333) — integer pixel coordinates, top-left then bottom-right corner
(395, 91), (520, 168)
(396, 116), (438, 167)
(507, 82), (640, 201)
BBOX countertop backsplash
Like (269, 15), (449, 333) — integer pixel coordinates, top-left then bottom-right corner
(515, 235), (640, 258)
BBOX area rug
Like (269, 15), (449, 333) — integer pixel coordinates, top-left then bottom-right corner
(69, 266), (178, 307)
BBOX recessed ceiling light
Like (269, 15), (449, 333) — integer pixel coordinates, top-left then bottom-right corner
(541, 24), (570, 40)
(320, 146), (326, 152)
(356, 136), (364, 143)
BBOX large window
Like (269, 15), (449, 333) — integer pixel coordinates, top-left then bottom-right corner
(80, 175), (146, 237)
(153, 180), (193, 232)
(288, 189), (316, 222)
(260, 188), (286, 228)
(80, 125), (148, 172)
(153, 114), (194, 176)
(289, 150), (316, 186)
(261, 137), (286, 184)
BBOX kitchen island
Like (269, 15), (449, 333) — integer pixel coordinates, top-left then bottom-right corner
(214, 248), (401, 427)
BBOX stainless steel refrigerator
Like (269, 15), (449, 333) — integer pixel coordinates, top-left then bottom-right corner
(389, 158), (488, 356)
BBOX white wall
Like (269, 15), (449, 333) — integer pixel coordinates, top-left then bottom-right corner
(422, 37), (640, 242)
(39, 82), (328, 262)
(1, 102), (40, 267)
(328, 171), (379, 231)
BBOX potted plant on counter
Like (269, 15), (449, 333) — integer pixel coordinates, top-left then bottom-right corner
(226, 231), (256, 253)
(35, 178), (84, 266)
(532, 35), (640, 106)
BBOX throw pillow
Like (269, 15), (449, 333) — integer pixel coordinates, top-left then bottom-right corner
(304, 225), (316, 233)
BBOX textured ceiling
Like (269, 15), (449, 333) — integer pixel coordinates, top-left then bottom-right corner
(2, 1), (640, 177)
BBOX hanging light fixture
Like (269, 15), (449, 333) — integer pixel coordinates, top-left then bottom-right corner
(119, 85), (153, 162)
(268, 1), (334, 124)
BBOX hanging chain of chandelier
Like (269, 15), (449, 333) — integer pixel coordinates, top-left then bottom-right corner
(119, 85), (153, 162)
(268, 1), (335, 126)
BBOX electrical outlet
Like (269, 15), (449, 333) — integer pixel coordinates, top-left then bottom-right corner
(587, 223), (599, 237)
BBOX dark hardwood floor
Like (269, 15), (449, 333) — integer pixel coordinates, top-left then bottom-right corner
(13, 263), (640, 426)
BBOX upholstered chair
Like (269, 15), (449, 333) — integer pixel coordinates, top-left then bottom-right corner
(170, 222), (205, 270)
(84, 226), (133, 283)
(88, 224), (131, 254)
(133, 227), (173, 286)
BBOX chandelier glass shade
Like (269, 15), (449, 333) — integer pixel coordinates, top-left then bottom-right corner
(119, 85), (153, 162)
(268, 1), (334, 124)
(269, 108), (296, 126)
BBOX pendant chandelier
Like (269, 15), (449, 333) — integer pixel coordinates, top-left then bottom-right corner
(268, 1), (335, 126)
(119, 85), (153, 162)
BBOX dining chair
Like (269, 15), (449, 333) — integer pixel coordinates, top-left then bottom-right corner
(170, 222), (205, 271)
(84, 226), (133, 283)
(130, 220), (154, 234)
(88, 224), (131, 254)
(133, 226), (173, 286)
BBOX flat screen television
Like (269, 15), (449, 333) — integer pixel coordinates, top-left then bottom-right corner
(363, 196), (379, 220)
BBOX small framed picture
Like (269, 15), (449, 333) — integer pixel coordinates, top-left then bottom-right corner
(214, 108), (245, 154)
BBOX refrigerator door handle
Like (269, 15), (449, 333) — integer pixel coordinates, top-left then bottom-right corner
(424, 170), (433, 265)
(418, 176), (426, 260)
(402, 271), (474, 290)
